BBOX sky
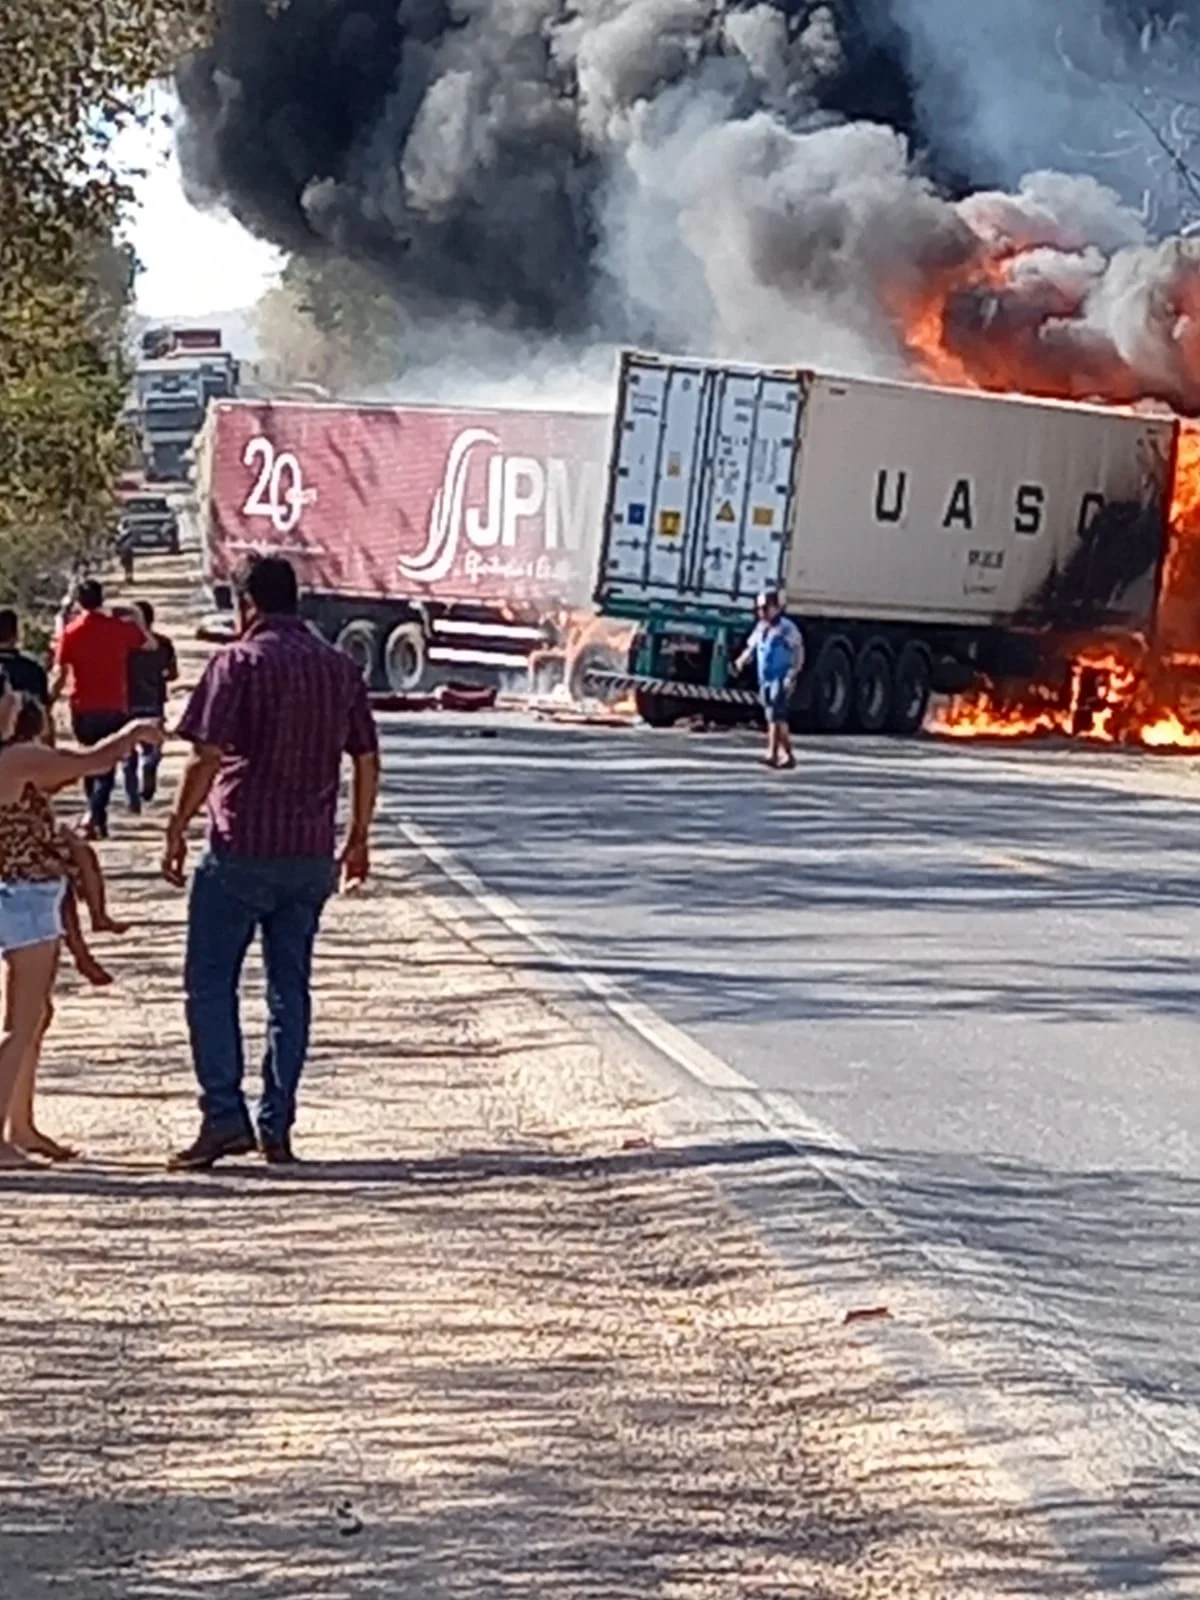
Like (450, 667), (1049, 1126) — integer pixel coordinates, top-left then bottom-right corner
(114, 94), (283, 321)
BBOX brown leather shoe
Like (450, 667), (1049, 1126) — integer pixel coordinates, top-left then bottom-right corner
(259, 1132), (297, 1167)
(167, 1124), (257, 1172)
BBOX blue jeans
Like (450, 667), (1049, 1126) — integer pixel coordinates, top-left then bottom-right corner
(185, 851), (338, 1140)
(123, 740), (162, 808)
(72, 710), (125, 835)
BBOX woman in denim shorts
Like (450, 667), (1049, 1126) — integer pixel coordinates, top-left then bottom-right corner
(0, 686), (164, 1164)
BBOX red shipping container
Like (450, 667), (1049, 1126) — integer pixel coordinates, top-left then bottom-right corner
(198, 400), (612, 609)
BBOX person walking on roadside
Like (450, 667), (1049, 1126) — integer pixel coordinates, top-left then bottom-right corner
(733, 588), (805, 770)
(162, 555), (381, 1172)
(123, 600), (177, 813)
(116, 528), (136, 585)
(0, 611), (49, 709)
(49, 580), (157, 839)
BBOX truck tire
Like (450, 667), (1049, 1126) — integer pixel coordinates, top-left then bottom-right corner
(853, 642), (893, 734)
(890, 642), (933, 735)
(569, 642), (623, 704)
(383, 621), (428, 694)
(812, 638), (854, 733)
(335, 619), (378, 683)
(635, 688), (681, 728)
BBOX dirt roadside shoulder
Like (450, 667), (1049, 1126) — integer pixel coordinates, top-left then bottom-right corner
(0, 559), (1065, 1598)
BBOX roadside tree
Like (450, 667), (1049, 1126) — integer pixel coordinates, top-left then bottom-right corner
(0, 0), (210, 605)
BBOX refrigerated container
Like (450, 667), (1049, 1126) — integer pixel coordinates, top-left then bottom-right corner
(593, 350), (1178, 732)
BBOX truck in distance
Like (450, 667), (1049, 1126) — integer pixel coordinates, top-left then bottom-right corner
(589, 350), (1178, 735)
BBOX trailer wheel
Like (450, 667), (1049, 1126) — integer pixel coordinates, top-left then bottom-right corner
(383, 621), (428, 694)
(635, 689), (681, 728)
(813, 639), (854, 733)
(853, 642), (894, 734)
(569, 642), (623, 704)
(890, 642), (933, 735)
(335, 619), (379, 683)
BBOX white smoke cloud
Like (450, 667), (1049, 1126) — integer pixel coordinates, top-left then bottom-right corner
(959, 171), (1148, 256)
(564, 0), (712, 146)
(361, 320), (620, 410)
(721, 2), (842, 106)
(599, 77), (971, 372)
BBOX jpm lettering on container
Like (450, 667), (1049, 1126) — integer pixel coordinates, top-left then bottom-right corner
(239, 427), (599, 585)
(874, 470), (1109, 537)
(400, 428), (600, 585)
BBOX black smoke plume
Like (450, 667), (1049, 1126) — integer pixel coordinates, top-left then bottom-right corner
(177, 1), (908, 329)
(176, 1), (1200, 406)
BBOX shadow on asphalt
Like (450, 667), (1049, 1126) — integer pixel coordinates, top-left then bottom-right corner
(0, 1129), (1160, 1597)
(385, 721), (1200, 1027)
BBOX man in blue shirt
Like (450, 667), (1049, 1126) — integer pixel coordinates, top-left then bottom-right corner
(734, 589), (804, 769)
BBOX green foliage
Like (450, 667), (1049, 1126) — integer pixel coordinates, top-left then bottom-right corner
(255, 257), (409, 396)
(0, 0), (211, 607)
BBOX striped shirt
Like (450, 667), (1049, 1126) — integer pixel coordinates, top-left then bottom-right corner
(177, 616), (379, 859)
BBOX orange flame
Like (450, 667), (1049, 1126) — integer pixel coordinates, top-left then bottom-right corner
(527, 610), (635, 709)
(909, 248), (1200, 751)
(900, 286), (984, 392)
(1139, 712), (1200, 749)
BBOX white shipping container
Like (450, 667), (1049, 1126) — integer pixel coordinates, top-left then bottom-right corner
(597, 353), (1177, 636)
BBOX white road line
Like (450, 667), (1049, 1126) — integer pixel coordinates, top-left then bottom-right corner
(396, 808), (1200, 1595)
(398, 818), (752, 1093)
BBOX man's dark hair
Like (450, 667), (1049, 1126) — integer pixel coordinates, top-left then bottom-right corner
(236, 555), (299, 616)
(76, 580), (103, 612)
(136, 599), (155, 629)
(0, 609), (18, 647)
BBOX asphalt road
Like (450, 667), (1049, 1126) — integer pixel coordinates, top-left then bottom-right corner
(382, 713), (1200, 1566)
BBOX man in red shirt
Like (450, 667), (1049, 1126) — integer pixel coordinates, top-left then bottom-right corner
(50, 580), (156, 839)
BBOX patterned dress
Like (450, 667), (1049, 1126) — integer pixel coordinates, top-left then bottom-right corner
(0, 783), (72, 886)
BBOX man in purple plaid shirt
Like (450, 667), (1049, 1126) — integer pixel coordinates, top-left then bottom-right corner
(163, 556), (381, 1171)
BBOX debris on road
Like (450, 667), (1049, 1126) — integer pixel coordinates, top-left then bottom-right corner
(845, 1306), (893, 1326)
(369, 682), (499, 714)
(530, 700), (637, 728)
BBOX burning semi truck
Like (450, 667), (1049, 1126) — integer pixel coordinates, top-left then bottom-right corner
(589, 349), (1199, 742)
(191, 398), (626, 696)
